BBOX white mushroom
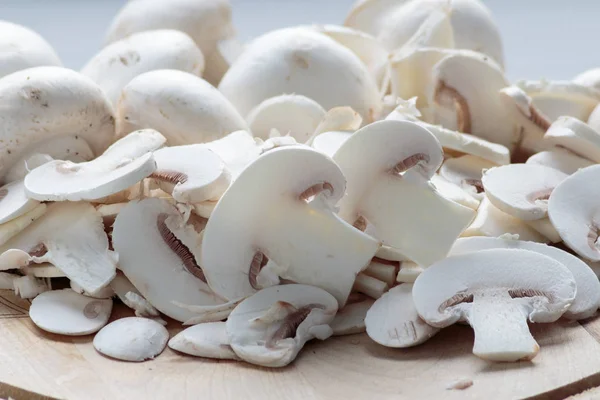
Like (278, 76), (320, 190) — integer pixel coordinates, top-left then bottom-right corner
(575, 68), (600, 91)
(310, 107), (363, 139)
(396, 261), (424, 283)
(203, 131), (264, 179)
(353, 274), (389, 299)
(82, 30), (205, 106)
(201, 146), (380, 305)
(168, 322), (239, 360)
(29, 289), (113, 335)
(0, 204), (47, 246)
(0, 180), (40, 225)
(25, 263), (66, 279)
(94, 317), (169, 362)
(330, 295), (375, 336)
(451, 237), (600, 320)
(226, 284), (338, 368)
(117, 69), (248, 145)
(109, 273), (161, 319)
(362, 258), (399, 286)
(70, 281), (114, 300)
(311, 131), (352, 158)
(589, 103), (600, 133)
(439, 155), (495, 199)
(366, 284), (439, 348)
(525, 218), (562, 244)
(526, 148), (593, 175)
(13, 275), (50, 299)
(544, 116), (600, 163)
(430, 174), (481, 211)
(413, 248), (576, 361)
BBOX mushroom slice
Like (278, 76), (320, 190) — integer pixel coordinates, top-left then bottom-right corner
(202, 131), (264, 179)
(151, 146), (231, 204)
(29, 289), (113, 335)
(94, 317), (169, 362)
(193, 201), (218, 219)
(440, 155), (495, 199)
(311, 131), (352, 158)
(0, 203), (47, 246)
(575, 68), (600, 91)
(0, 180), (39, 224)
(247, 95), (327, 142)
(589, 104), (600, 133)
(82, 29), (205, 106)
(544, 116), (600, 163)
(226, 284), (338, 368)
(330, 295), (375, 336)
(430, 174), (480, 211)
(366, 284), (439, 348)
(451, 237), (600, 320)
(482, 164), (568, 221)
(109, 273), (161, 319)
(413, 248), (576, 361)
(526, 148), (593, 175)
(0, 202), (116, 294)
(311, 107), (363, 139)
(70, 281), (114, 300)
(13, 275), (50, 299)
(396, 261), (424, 283)
(549, 165), (600, 262)
(353, 274), (389, 299)
(25, 130), (166, 202)
(525, 218), (562, 244)
(174, 298), (243, 325)
(169, 322), (239, 360)
(335, 120), (474, 266)
(117, 70), (248, 145)
(363, 258), (399, 286)
(25, 263), (66, 278)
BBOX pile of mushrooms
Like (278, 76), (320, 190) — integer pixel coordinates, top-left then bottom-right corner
(1, 0), (600, 367)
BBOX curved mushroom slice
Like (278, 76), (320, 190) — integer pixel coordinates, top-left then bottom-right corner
(463, 197), (548, 243)
(151, 146), (230, 204)
(430, 174), (480, 211)
(0, 180), (39, 224)
(203, 131), (264, 179)
(202, 146), (379, 305)
(363, 258), (399, 286)
(0, 204), (47, 246)
(169, 322), (239, 360)
(0, 202), (116, 294)
(589, 104), (600, 133)
(82, 29), (204, 106)
(311, 107), (363, 140)
(193, 201), (218, 219)
(226, 284), (338, 368)
(174, 298), (243, 326)
(218, 27), (382, 123)
(482, 164), (568, 221)
(451, 237), (600, 320)
(544, 116), (600, 163)
(25, 263), (66, 279)
(25, 130), (166, 202)
(413, 248), (576, 361)
(396, 261), (424, 283)
(109, 273), (161, 319)
(0, 66), (115, 182)
(13, 275), (50, 299)
(94, 317), (169, 362)
(70, 281), (114, 300)
(311, 131), (352, 158)
(440, 155), (495, 200)
(247, 95), (327, 142)
(526, 148), (593, 175)
(517, 80), (600, 122)
(118, 70), (248, 145)
(330, 295), (375, 336)
(29, 289), (113, 335)
(575, 68), (600, 91)
(549, 165), (600, 262)
(335, 120), (474, 267)
(366, 284), (439, 348)
(113, 198), (226, 322)
(525, 218), (562, 244)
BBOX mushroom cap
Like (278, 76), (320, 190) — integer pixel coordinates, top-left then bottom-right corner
(105, 0), (235, 85)
(544, 116), (600, 163)
(117, 69), (248, 145)
(413, 248), (576, 327)
(549, 165), (600, 262)
(0, 66), (115, 182)
(0, 20), (62, 78)
(226, 284), (338, 368)
(94, 317), (169, 362)
(311, 131), (352, 158)
(574, 68), (600, 91)
(451, 237), (600, 320)
(218, 27), (382, 123)
(482, 164), (568, 221)
(365, 284), (439, 348)
(247, 94), (326, 142)
(526, 148), (593, 175)
(24, 129), (165, 202)
(168, 322), (238, 360)
(82, 29), (205, 106)
(0, 180), (39, 224)
(29, 289), (113, 335)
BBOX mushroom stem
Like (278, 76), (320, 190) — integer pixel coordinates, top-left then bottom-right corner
(353, 273), (389, 299)
(363, 260), (398, 286)
(396, 261), (424, 283)
(468, 291), (540, 362)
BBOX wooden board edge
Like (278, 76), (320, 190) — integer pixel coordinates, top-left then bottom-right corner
(0, 381), (60, 400)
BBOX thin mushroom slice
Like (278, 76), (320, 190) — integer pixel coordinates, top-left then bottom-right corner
(204, 131), (263, 179)
(168, 322), (239, 360)
(330, 295), (375, 336)
(13, 275), (50, 299)
(0, 202), (116, 294)
(94, 317), (169, 362)
(335, 120), (474, 267)
(366, 284), (439, 348)
(549, 165), (600, 262)
(430, 174), (480, 211)
(0, 203), (47, 246)
(109, 273), (161, 319)
(113, 198), (225, 322)
(226, 284), (338, 368)
(311, 131), (352, 158)
(451, 237), (600, 320)
(589, 104), (600, 133)
(396, 261), (424, 283)
(29, 289), (113, 336)
(525, 218), (562, 244)
(25, 263), (66, 279)
(526, 148), (593, 175)
(482, 164), (568, 221)
(175, 298), (244, 326)
(151, 145), (231, 204)
(0, 180), (39, 225)
(544, 116), (600, 163)
(413, 248), (576, 362)
(70, 281), (114, 300)
(193, 201), (218, 219)
(575, 68), (600, 91)
(310, 107), (363, 140)
(201, 146), (380, 305)
(440, 155), (496, 199)
(25, 130), (166, 202)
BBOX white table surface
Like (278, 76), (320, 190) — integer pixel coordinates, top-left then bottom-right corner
(1, 0), (598, 81)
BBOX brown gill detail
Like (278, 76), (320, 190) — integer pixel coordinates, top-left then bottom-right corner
(151, 170), (188, 185)
(249, 251), (269, 290)
(588, 221), (600, 253)
(508, 288), (548, 299)
(434, 80), (472, 134)
(267, 304), (326, 348)
(439, 291), (473, 312)
(29, 243), (47, 258)
(299, 182), (334, 202)
(528, 104), (551, 131)
(391, 153), (430, 175)
(353, 216), (368, 232)
(463, 179), (484, 194)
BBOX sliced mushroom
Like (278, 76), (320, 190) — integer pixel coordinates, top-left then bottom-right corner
(548, 165), (600, 262)
(117, 69), (248, 145)
(440, 155), (496, 199)
(366, 284), (439, 348)
(203, 131), (264, 179)
(311, 131), (352, 158)
(451, 237), (600, 320)
(335, 120), (474, 266)
(13, 275), (50, 299)
(353, 274), (389, 299)
(29, 289), (113, 335)
(430, 174), (480, 211)
(525, 218), (562, 244)
(413, 248), (576, 361)
(526, 148), (593, 175)
(310, 107), (363, 140)
(0, 203), (47, 247)
(482, 164), (568, 221)
(0, 180), (39, 225)
(226, 284), (338, 368)
(168, 322), (239, 360)
(362, 258), (399, 287)
(589, 103), (600, 133)
(201, 146), (380, 305)
(70, 281), (115, 300)
(109, 273), (161, 319)
(330, 295), (375, 336)
(94, 317), (169, 362)
(544, 116), (600, 163)
(396, 261), (424, 283)
(25, 263), (66, 279)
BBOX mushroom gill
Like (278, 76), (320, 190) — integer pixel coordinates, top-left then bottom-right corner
(266, 304), (325, 348)
(434, 80), (472, 134)
(438, 291), (474, 312)
(151, 170), (189, 185)
(249, 251), (269, 290)
(391, 154), (430, 175)
(298, 182), (334, 202)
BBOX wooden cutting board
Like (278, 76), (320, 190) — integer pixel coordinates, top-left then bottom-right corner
(2, 289), (600, 400)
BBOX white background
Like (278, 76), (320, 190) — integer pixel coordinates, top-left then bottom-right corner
(1, 0), (598, 81)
